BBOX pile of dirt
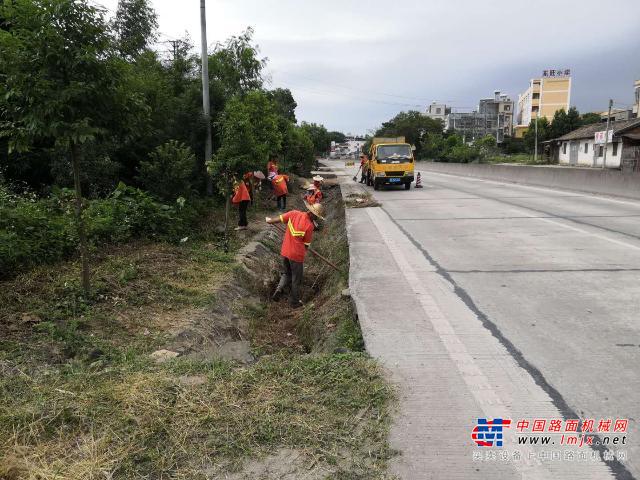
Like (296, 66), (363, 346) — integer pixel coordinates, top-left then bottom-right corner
(345, 191), (381, 208)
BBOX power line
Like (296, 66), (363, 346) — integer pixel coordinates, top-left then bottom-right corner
(270, 68), (432, 103)
(273, 78), (424, 109)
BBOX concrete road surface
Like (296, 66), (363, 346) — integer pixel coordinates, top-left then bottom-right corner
(326, 160), (639, 479)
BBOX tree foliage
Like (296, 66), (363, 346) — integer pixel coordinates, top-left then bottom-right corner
(0, 1), (341, 279)
(209, 91), (282, 188)
(113, 0), (158, 59)
(523, 117), (551, 152)
(580, 112), (602, 125)
(300, 122), (330, 155)
(0, 0), (146, 153)
(268, 88), (297, 123)
(137, 140), (196, 201)
(374, 110), (443, 158)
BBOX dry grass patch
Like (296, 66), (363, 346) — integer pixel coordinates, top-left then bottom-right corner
(0, 355), (393, 479)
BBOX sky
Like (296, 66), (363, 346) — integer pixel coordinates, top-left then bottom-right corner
(98, 0), (640, 135)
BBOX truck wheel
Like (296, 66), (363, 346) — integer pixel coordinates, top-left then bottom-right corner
(405, 182), (411, 190)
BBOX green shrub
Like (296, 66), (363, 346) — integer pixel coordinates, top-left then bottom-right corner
(0, 183), (202, 278)
(137, 140), (196, 201)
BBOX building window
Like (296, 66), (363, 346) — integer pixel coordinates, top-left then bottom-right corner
(532, 106), (539, 112)
(504, 105), (511, 111)
(612, 142), (618, 156)
(584, 143), (588, 153)
(532, 93), (540, 99)
(598, 146), (604, 157)
(436, 108), (441, 114)
(562, 143), (567, 154)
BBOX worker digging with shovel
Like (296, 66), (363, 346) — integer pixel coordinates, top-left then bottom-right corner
(266, 201), (326, 308)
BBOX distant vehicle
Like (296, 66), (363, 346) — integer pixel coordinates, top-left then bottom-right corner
(365, 136), (415, 190)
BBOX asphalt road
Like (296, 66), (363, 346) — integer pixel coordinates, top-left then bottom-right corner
(330, 160), (639, 479)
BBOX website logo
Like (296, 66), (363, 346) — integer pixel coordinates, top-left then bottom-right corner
(472, 418), (512, 447)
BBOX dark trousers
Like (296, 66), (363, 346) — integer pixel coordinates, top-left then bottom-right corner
(238, 200), (249, 227)
(360, 167), (367, 183)
(277, 194), (287, 210)
(277, 256), (303, 305)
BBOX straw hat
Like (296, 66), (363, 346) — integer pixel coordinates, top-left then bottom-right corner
(304, 201), (325, 220)
(312, 175), (324, 182)
(303, 183), (315, 191)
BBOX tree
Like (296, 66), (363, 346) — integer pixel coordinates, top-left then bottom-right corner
(137, 140), (196, 201)
(581, 112), (602, 126)
(209, 28), (265, 100)
(549, 109), (570, 139)
(374, 110), (443, 158)
(268, 88), (297, 123)
(113, 0), (158, 59)
(282, 124), (314, 174)
(549, 107), (583, 139)
(300, 122), (330, 155)
(328, 131), (347, 144)
(523, 117), (550, 153)
(475, 135), (497, 161)
(209, 90), (282, 186)
(0, 0), (146, 296)
(566, 107), (581, 132)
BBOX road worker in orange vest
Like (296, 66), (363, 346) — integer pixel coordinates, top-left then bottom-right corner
(359, 154), (368, 183)
(303, 175), (324, 205)
(272, 173), (289, 211)
(231, 175), (252, 230)
(266, 201), (325, 308)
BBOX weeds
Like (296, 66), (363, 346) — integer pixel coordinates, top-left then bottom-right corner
(0, 354), (392, 479)
(0, 181), (393, 479)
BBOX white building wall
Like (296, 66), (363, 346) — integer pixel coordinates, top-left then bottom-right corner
(558, 139), (622, 167)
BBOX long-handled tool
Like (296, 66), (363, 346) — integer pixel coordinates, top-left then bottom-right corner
(352, 164), (361, 182)
(270, 223), (343, 273)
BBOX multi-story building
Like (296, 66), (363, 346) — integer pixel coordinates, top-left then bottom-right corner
(515, 70), (572, 138)
(437, 91), (514, 143)
(478, 91), (514, 140)
(425, 102), (450, 123)
(600, 108), (633, 123)
(443, 111), (502, 143)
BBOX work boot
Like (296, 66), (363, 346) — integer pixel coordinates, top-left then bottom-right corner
(289, 300), (303, 309)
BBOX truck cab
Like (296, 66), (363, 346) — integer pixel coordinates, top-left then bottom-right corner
(366, 137), (415, 190)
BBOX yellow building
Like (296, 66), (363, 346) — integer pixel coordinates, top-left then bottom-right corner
(515, 71), (571, 138)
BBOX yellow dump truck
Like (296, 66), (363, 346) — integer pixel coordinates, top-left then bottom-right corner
(365, 136), (415, 190)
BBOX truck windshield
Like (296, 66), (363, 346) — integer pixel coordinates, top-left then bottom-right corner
(376, 145), (412, 163)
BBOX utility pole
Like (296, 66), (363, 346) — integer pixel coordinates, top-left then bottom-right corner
(602, 99), (613, 169)
(534, 114), (538, 163)
(200, 0), (213, 195)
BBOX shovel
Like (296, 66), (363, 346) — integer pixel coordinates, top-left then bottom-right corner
(352, 165), (361, 182)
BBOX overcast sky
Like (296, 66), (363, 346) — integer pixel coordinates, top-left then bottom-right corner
(98, 0), (640, 135)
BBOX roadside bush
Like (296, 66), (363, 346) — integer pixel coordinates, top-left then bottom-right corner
(137, 140), (196, 201)
(0, 183), (202, 279)
(447, 144), (479, 163)
(0, 186), (75, 277)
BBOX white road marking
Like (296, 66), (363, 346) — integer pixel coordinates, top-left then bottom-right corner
(422, 170), (640, 208)
(420, 170), (640, 252)
(366, 206), (615, 479)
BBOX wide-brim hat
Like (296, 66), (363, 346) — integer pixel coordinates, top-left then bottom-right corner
(303, 183), (315, 190)
(304, 201), (325, 220)
(312, 175), (324, 182)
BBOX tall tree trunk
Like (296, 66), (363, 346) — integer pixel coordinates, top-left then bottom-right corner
(70, 142), (91, 297)
(223, 170), (230, 253)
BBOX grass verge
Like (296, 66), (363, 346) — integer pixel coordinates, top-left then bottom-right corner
(0, 183), (394, 479)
